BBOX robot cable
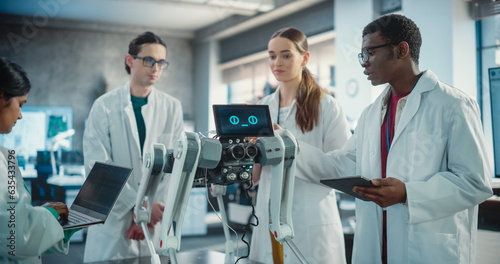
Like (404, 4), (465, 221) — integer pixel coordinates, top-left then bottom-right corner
(235, 181), (259, 264)
(203, 169), (241, 259)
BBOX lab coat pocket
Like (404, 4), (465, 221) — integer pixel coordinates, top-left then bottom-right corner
(408, 232), (458, 264)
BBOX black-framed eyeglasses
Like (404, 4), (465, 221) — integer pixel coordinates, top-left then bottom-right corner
(357, 43), (396, 65)
(132, 55), (169, 70)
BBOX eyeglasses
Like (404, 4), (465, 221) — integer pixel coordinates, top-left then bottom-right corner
(132, 55), (169, 70)
(357, 43), (396, 65)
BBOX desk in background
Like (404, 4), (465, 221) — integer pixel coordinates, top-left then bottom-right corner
(479, 178), (500, 223)
(82, 250), (262, 264)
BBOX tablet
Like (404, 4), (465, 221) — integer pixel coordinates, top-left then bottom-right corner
(320, 176), (376, 201)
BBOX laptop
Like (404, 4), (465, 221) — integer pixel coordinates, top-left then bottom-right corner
(60, 162), (132, 229)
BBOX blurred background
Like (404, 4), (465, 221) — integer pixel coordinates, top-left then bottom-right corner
(1, 0), (499, 263)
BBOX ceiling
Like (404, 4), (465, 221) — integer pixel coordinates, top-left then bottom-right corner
(0, 0), (278, 33)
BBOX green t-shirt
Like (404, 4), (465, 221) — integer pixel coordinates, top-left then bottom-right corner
(131, 95), (148, 154)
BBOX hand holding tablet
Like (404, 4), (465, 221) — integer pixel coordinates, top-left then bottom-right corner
(320, 176), (378, 201)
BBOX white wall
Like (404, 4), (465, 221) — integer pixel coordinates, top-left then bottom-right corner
(405, 0), (477, 98)
(334, 0), (376, 127)
(334, 0), (478, 127)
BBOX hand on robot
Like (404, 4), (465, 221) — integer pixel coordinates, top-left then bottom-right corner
(147, 203), (165, 228)
(247, 123), (282, 185)
(248, 123), (281, 145)
(126, 221), (145, 240)
(252, 163), (262, 185)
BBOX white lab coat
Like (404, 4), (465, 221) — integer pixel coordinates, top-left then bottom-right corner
(82, 83), (184, 262)
(0, 146), (69, 264)
(296, 70), (493, 264)
(250, 88), (351, 264)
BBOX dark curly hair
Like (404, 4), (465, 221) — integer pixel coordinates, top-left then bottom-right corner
(125, 31), (167, 74)
(363, 14), (422, 65)
(0, 57), (31, 102)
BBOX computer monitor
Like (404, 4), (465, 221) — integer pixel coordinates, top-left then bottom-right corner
(0, 106), (73, 159)
(489, 67), (500, 178)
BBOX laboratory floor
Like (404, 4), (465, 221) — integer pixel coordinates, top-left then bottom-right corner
(42, 216), (500, 264)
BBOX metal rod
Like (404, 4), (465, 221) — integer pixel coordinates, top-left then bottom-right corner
(217, 195), (235, 264)
(284, 237), (309, 264)
(140, 222), (156, 257)
(168, 247), (178, 264)
(217, 196), (232, 242)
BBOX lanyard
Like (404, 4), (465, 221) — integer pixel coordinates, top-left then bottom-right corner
(277, 104), (280, 125)
(386, 93), (393, 153)
(277, 92), (281, 125)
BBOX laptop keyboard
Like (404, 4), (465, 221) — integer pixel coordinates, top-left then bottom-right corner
(64, 210), (99, 226)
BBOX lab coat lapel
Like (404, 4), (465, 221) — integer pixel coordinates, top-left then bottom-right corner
(121, 83), (141, 158)
(268, 87), (280, 124)
(368, 89), (385, 178)
(142, 88), (156, 156)
(391, 70), (436, 147)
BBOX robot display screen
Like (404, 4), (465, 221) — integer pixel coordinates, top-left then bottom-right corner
(213, 104), (274, 137)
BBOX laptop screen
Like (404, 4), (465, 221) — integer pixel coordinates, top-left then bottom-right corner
(73, 162), (132, 215)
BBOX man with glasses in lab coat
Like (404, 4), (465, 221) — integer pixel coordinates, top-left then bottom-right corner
(83, 31), (184, 262)
(294, 14), (492, 264)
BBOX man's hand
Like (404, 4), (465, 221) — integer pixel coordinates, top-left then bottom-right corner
(42, 202), (69, 220)
(353, 177), (407, 208)
(148, 203), (165, 228)
(126, 221), (145, 240)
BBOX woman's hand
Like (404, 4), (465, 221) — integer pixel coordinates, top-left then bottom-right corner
(42, 202), (69, 220)
(252, 163), (263, 185)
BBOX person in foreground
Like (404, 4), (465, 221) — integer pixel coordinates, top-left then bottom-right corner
(0, 57), (75, 263)
(293, 14), (492, 264)
(83, 32), (184, 261)
(249, 27), (351, 264)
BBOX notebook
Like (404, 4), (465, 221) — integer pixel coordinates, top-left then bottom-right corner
(60, 162), (132, 229)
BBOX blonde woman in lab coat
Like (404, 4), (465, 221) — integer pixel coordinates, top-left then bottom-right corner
(0, 57), (73, 263)
(249, 27), (351, 264)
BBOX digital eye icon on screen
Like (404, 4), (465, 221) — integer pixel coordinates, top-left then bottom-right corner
(229, 116), (240, 125)
(248, 116), (258, 125)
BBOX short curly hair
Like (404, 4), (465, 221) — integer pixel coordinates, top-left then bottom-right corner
(363, 14), (422, 65)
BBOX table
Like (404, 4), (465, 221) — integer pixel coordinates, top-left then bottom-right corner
(82, 250), (263, 264)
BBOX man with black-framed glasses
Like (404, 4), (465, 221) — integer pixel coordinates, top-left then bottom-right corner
(294, 14), (492, 264)
(82, 31), (184, 262)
